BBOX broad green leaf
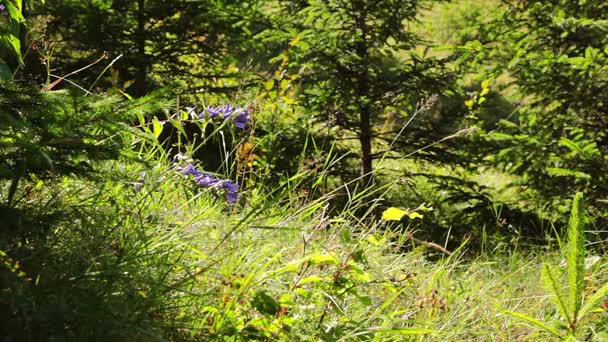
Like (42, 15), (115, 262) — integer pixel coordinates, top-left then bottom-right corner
(382, 207), (408, 221)
(5, 1), (25, 22)
(152, 118), (164, 139)
(0, 58), (12, 80)
(0, 33), (22, 64)
(357, 295), (372, 306)
(299, 275), (326, 285)
(408, 212), (424, 219)
(308, 253), (339, 266)
(251, 291), (280, 316)
(264, 79), (274, 90)
(546, 167), (591, 180)
(382, 207), (423, 221)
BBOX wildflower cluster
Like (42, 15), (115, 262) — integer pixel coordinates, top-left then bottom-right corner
(189, 104), (251, 130)
(179, 163), (239, 203)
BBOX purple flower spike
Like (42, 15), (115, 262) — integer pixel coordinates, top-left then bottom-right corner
(225, 191), (238, 203)
(194, 173), (219, 187)
(221, 180), (239, 193)
(221, 180), (239, 203)
(204, 104), (236, 119)
(203, 106), (220, 118)
(232, 109), (250, 130)
(178, 163), (240, 204)
(0, 4), (6, 12)
(179, 163), (203, 177)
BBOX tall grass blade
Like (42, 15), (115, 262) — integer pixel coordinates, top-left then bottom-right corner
(502, 309), (563, 338)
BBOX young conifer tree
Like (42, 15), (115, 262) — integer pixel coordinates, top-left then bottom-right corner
(471, 1), (608, 225)
(271, 0), (450, 188)
(32, 0), (258, 96)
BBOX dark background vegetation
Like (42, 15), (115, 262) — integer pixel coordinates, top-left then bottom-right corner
(2, 0), (608, 340)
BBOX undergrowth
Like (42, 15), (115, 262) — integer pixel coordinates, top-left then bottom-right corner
(1, 99), (607, 341)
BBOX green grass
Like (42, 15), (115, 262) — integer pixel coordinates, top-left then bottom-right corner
(2, 106), (607, 341)
(3, 149), (607, 341)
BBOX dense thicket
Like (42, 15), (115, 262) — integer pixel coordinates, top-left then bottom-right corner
(462, 1), (608, 236)
(5, 0), (608, 248)
(26, 0), (259, 96)
(2, 0), (608, 340)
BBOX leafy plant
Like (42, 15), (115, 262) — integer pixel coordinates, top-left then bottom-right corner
(503, 193), (608, 340)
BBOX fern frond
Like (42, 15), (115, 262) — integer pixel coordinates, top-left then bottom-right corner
(566, 192), (585, 323)
(541, 262), (572, 327)
(579, 281), (608, 320)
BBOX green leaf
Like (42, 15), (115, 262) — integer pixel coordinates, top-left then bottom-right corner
(357, 295), (372, 306)
(299, 275), (326, 285)
(251, 291), (280, 316)
(264, 79), (275, 91)
(0, 58), (13, 80)
(464, 99), (475, 110)
(480, 79), (491, 96)
(308, 253), (339, 266)
(382, 207), (408, 221)
(382, 207), (423, 221)
(489, 132), (514, 141)
(152, 118), (164, 139)
(365, 235), (383, 246)
(546, 167), (591, 180)
(372, 327), (433, 335)
(0, 33), (22, 64)
(407, 212), (424, 220)
(339, 229), (351, 243)
(5, 1), (25, 22)
(289, 34), (302, 46)
(498, 119), (519, 129)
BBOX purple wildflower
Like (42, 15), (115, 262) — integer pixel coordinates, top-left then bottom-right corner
(179, 163), (203, 177)
(201, 104), (251, 130)
(203, 104), (236, 119)
(178, 163), (239, 203)
(0, 4), (5, 12)
(232, 108), (251, 130)
(220, 180), (239, 203)
(194, 173), (219, 187)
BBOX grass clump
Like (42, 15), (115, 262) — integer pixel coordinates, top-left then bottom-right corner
(2, 95), (607, 341)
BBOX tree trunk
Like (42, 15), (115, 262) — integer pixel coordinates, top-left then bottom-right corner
(135, 0), (147, 97)
(354, 3), (374, 189)
(359, 103), (374, 188)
